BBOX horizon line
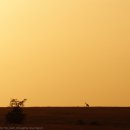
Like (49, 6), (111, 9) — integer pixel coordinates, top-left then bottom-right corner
(27, 105), (130, 107)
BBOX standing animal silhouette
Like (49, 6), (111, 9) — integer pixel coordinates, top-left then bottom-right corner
(85, 102), (89, 107)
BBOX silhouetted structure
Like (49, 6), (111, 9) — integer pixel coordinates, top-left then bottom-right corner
(6, 99), (27, 124)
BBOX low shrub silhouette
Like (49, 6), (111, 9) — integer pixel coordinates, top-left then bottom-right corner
(6, 99), (27, 124)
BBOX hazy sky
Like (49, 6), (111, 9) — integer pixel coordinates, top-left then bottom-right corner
(0, 0), (130, 106)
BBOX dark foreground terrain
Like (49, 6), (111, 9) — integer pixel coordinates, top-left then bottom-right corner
(0, 107), (130, 130)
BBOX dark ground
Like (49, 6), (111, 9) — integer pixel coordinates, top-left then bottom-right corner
(0, 107), (130, 130)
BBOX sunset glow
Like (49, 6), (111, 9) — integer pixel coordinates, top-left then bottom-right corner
(0, 0), (130, 106)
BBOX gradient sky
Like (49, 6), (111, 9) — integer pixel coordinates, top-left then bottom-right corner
(0, 0), (130, 107)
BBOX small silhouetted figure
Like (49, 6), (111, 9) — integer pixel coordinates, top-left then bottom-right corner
(85, 102), (89, 107)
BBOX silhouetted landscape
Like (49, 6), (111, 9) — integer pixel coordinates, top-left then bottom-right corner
(0, 107), (130, 130)
(1, 1), (130, 129)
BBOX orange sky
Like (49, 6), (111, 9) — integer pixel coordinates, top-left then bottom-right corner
(0, 0), (130, 106)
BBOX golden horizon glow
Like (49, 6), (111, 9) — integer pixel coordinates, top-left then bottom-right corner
(0, 0), (130, 106)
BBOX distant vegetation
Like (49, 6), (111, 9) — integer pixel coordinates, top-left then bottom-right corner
(6, 99), (27, 124)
